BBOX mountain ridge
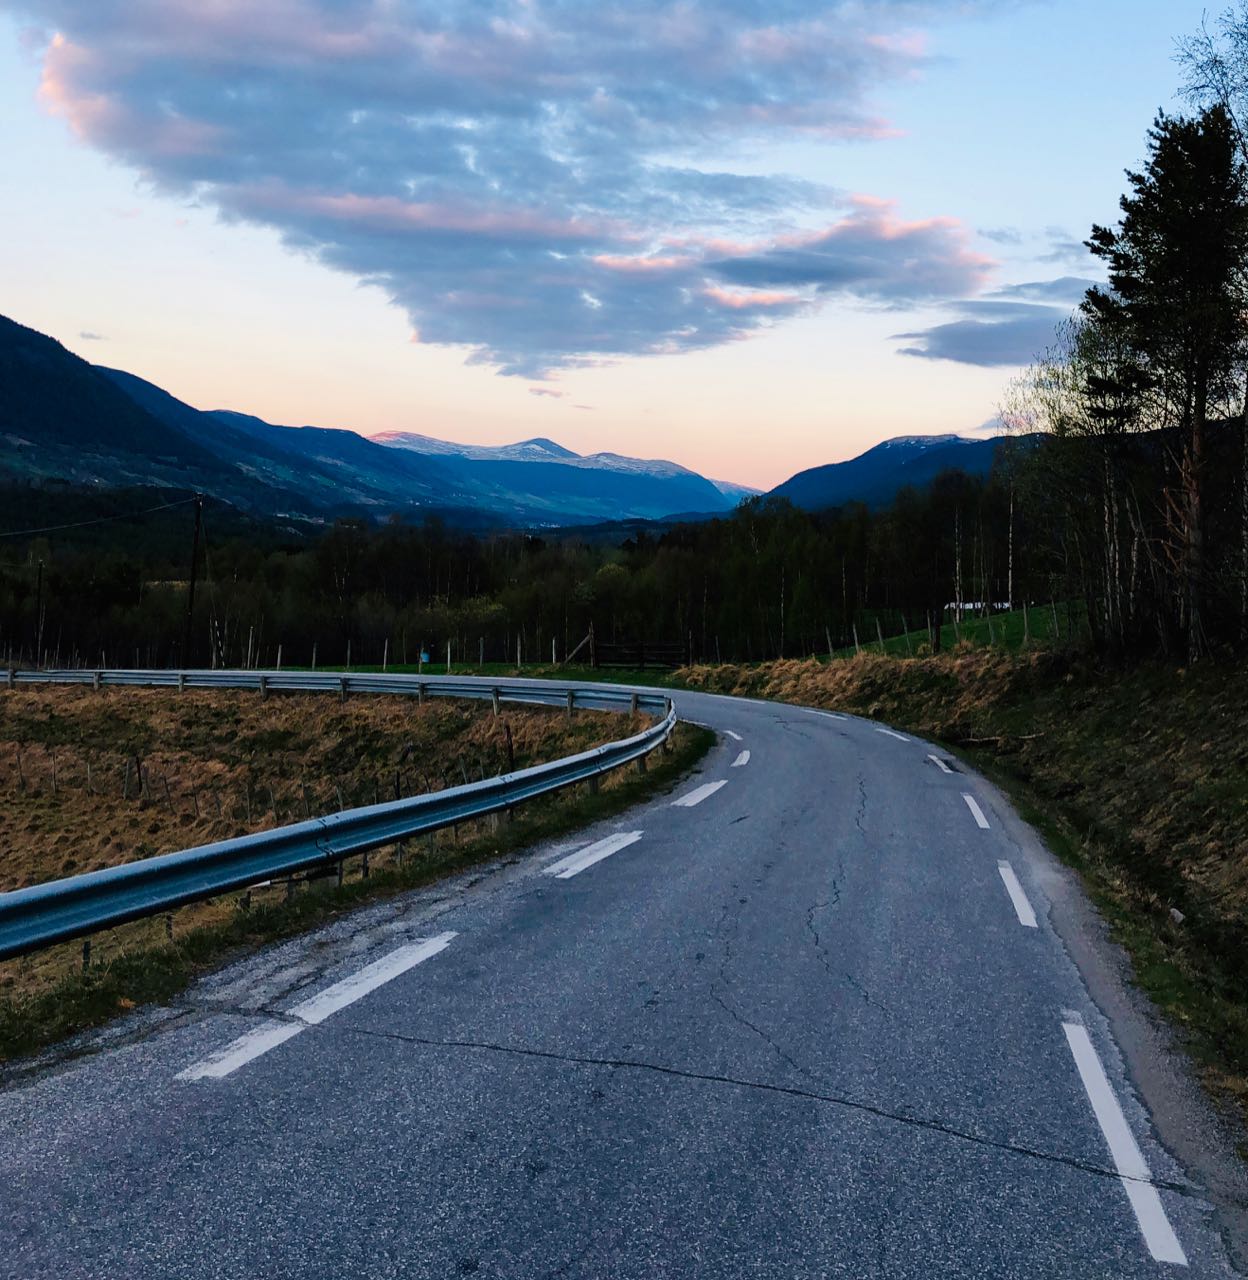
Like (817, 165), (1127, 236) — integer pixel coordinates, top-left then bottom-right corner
(767, 433), (1025, 511)
(0, 313), (1019, 528)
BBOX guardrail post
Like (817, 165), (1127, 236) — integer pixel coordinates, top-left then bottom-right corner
(492, 688), (500, 717)
(177, 671), (185, 693)
(259, 674), (268, 702)
(566, 690), (574, 724)
(7, 668), (14, 691)
(587, 774), (600, 796)
(340, 677), (348, 704)
(417, 682), (425, 706)
(629, 693), (639, 715)
(93, 670), (102, 692)
(635, 752), (648, 775)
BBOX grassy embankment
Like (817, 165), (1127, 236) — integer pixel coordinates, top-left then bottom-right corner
(0, 685), (710, 1062)
(676, 641), (1248, 1121)
(828, 601), (1089, 658)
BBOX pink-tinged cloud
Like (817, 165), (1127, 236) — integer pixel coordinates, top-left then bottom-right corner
(39, 35), (224, 158)
(703, 286), (805, 311)
(705, 197), (995, 304)
(13, 1), (1001, 374)
(529, 386), (565, 398)
(592, 253), (693, 274)
(233, 187), (620, 244)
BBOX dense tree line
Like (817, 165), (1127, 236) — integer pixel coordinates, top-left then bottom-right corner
(0, 468), (1044, 670)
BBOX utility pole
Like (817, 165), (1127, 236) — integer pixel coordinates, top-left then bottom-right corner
(34, 559), (45, 666)
(182, 495), (203, 668)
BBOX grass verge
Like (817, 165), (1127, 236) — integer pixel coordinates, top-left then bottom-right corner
(0, 723), (712, 1067)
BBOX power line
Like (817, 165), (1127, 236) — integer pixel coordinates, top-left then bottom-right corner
(0, 496), (199, 540)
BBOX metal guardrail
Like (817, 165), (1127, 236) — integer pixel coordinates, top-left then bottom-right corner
(0, 670), (675, 961)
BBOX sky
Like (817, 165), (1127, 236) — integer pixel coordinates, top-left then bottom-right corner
(0, 0), (1214, 489)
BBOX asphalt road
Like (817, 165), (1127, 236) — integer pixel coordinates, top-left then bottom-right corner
(1, 684), (1245, 1278)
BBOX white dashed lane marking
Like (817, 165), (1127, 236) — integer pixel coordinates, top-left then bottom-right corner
(672, 780), (728, 808)
(928, 753), (953, 774)
(731, 750), (750, 768)
(875, 727), (909, 742)
(178, 933), (458, 1082)
(996, 860), (1038, 928)
(544, 832), (643, 879)
(962, 793), (991, 829)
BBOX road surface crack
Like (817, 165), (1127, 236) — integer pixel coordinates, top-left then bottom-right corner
(339, 1024), (1195, 1198)
(711, 891), (822, 1087)
(805, 899), (895, 1019)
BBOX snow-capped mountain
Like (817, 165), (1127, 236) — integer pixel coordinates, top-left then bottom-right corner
(372, 430), (759, 518)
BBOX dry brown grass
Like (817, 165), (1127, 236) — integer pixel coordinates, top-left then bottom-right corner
(0, 686), (643, 1001)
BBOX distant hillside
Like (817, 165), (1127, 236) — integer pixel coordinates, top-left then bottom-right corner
(0, 313), (755, 527)
(1, 313), (1019, 530)
(769, 434), (1032, 511)
(0, 316), (230, 491)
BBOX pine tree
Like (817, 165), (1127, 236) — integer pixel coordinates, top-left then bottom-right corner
(1085, 107), (1248, 659)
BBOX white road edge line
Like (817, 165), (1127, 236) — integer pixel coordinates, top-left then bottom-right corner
(724, 730), (743, 742)
(928, 753), (953, 775)
(1062, 1022), (1188, 1266)
(996, 860), (1038, 928)
(178, 932), (458, 1082)
(876, 727), (909, 741)
(962, 793), (991, 829)
(803, 709), (846, 720)
(731, 750), (750, 768)
(672, 780), (728, 808)
(544, 831), (643, 879)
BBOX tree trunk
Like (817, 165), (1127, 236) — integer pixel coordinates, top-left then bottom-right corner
(1184, 377), (1207, 662)
(1242, 377), (1248, 641)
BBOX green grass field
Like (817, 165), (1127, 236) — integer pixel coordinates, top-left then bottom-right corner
(829, 601), (1089, 660)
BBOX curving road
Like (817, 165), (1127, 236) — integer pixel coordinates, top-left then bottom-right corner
(1, 683), (1245, 1278)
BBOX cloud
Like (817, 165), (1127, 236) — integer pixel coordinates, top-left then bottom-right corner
(893, 284), (1081, 367)
(13, 1), (1008, 374)
(529, 386), (564, 399)
(1038, 226), (1091, 267)
(77, 329), (105, 340)
(989, 276), (1098, 304)
(978, 226), (1023, 245)
(707, 196), (993, 304)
